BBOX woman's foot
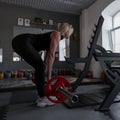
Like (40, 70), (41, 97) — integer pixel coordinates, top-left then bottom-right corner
(36, 96), (55, 107)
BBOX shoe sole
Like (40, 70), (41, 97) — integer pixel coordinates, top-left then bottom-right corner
(36, 104), (55, 107)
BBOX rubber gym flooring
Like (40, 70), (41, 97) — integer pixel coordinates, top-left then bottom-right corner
(0, 85), (120, 120)
(0, 77), (120, 120)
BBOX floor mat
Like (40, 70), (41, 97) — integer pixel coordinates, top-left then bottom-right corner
(0, 79), (35, 92)
(10, 90), (37, 104)
(64, 90), (120, 109)
(0, 106), (8, 120)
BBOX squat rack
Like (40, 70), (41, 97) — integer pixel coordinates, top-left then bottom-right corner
(64, 15), (120, 111)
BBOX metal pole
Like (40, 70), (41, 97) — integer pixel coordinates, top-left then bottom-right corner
(57, 87), (78, 103)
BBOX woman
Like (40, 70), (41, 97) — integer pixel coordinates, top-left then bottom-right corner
(12, 23), (74, 107)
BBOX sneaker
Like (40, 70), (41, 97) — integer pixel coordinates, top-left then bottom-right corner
(36, 96), (55, 107)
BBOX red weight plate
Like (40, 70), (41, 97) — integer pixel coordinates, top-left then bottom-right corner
(45, 76), (71, 103)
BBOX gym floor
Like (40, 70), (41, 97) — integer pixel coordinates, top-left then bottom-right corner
(0, 88), (120, 120)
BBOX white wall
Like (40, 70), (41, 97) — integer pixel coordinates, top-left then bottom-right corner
(76, 0), (115, 78)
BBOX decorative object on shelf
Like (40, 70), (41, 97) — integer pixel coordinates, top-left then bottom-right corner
(34, 17), (43, 24)
(18, 18), (23, 26)
(32, 17), (53, 26)
(25, 70), (33, 80)
(17, 71), (25, 78)
(42, 19), (48, 25)
(24, 19), (30, 26)
(0, 71), (4, 79)
(49, 19), (53, 25)
(4, 71), (11, 78)
(72, 32), (79, 40)
(33, 17), (48, 25)
(30, 18), (57, 30)
(11, 71), (18, 78)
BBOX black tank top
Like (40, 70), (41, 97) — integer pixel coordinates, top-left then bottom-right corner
(32, 32), (64, 51)
(12, 31), (64, 51)
(32, 32), (52, 51)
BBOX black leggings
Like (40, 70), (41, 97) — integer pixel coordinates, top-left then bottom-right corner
(12, 35), (46, 97)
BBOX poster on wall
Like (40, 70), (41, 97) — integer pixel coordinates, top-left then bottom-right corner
(24, 19), (30, 26)
(18, 18), (23, 26)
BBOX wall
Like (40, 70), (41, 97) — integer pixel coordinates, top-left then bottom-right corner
(0, 3), (79, 71)
(77, 0), (115, 78)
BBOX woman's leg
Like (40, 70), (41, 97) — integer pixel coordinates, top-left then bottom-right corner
(12, 39), (46, 97)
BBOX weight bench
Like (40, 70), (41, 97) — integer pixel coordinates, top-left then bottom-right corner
(64, 15), (120, 111)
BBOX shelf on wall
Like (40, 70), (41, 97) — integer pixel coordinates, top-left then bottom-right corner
(30, 21), (57, 30)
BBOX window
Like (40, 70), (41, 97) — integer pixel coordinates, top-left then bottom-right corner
(102, 0), (120, 53)
(0, 48), (3, 62)
(110, 12), (120, 53)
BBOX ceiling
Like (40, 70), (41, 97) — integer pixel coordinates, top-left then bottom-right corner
(0, 0), (97, 15)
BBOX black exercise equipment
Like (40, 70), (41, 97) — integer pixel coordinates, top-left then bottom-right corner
(64, 15), (120, 111)
(65, 16), (104, 91)
(93, 45), (120, 111)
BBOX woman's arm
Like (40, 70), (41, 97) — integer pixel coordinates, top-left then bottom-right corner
(45, 31), (60, 81)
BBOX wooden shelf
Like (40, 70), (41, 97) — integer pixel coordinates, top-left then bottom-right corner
(30, 21), (57, 30)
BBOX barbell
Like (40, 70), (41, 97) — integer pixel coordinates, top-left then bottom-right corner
(45, 76), (78, 103)
(32, 75), (78, 103)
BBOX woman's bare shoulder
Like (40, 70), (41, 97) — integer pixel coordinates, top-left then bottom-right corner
(51, 31), (60, 39)
(51, 30), (60, 34)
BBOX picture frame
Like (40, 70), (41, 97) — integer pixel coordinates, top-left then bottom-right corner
(18, 18), (23, 26)
(24, 19), (30, 26)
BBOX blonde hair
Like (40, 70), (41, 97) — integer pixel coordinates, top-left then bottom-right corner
(58, 23), (74, 37)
